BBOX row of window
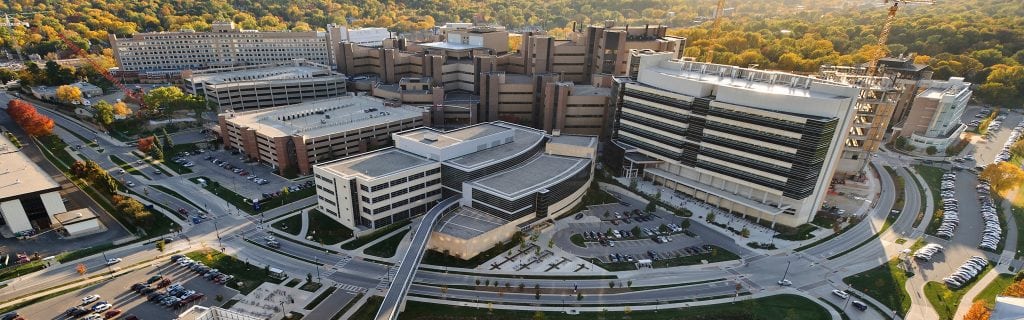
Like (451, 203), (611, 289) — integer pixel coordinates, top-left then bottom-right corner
(361, 168), (441, 193)
(363, 189), (441, 215)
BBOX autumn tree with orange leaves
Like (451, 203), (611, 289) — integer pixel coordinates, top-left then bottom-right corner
(6, 100), (54, 137)
(964, 301), (991, 320)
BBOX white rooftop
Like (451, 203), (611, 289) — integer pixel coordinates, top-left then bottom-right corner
(469, 154), (590, 198)
(191, 65), (330, 85)
(319, 148), (434, 180)
(637, 52), (853, 100)
(222, 95), (424, 139)
(0, 133), (61, 201)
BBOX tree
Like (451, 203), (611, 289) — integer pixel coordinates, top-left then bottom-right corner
(112, 101), (132, 117)
(306, 272), (313, 283)
(93, 100), (114, 128)
(155, 240), (165, 252)
(925, 146), (938, 156)
(627, 280), (632, 288)
(608, 281), (615, 288)
(963, 301), (991, 320)
(6, 100), (53, 137)
(547, 239), (554, 248)
(161, 128), (174, 151)
(1003, 279), (1024, 297)
(56, 85), (83, 103)
(740, 227), (750, 238)
(150, 146), (164, 161)
(137, 136), (155, 153)
(76, 263), (87, 275)
(645, 200), (656, 213)
(577, 292), (583, 300)
(680, 218), (691, 229)
(979, 162), (1024, 196)
(707, 212), (716, 223)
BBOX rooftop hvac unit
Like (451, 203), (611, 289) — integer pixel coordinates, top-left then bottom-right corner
(423, 133), (439, 142)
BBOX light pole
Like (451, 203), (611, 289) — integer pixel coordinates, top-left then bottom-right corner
(780, 260), (792, 284)
(314, 257), (321, 283)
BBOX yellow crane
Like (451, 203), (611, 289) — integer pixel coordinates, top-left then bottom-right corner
(703, 0), (726, 63)
(867, 0), (934, 75)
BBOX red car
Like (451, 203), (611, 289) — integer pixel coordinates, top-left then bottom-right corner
(104, 309), (122, 318)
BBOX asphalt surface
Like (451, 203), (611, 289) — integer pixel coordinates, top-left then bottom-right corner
(16, 258), (235, 320)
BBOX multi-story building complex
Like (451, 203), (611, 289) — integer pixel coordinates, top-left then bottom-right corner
(327, 26), (391, 47)
(333, 23), (684, 139)
(183, 59), (347, 111)
(313, 122), (596, 258)
(217, 95), (425, 176)
(818, 66), (900, 176)
(898, 77), (971, 150)
(110, 21), (331, 74)
(0, 133), (68, 234)
(876, 55), (934, 125)
(609, 52), (859, 227)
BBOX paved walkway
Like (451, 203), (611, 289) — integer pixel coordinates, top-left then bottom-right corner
(305, 288), (358, 319)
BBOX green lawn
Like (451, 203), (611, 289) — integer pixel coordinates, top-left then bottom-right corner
(570, 234), (586, 247)
(914, 165), (945, 236)
(351, 295), (384, 320)
(273, 213), (303, 236)
(885, 166), (907, 210)
(109, 155), (148, 178)
(364, 229), (410, 258)
(773, 224), (818, 241)
(924, 264), (993, 320)
(340, 220), (409, 250)
(396, 294), (829, 320)
(185, 249), (285, 294)
(589, 245), (739, 272)
(306, 209), (354, 245)
(188, 176), (314, 215)
(973, 273), (1020, 309)
(843, 258), (912, 316)
(907, 167), (928, 228)
(1014, 206), (1024, 259)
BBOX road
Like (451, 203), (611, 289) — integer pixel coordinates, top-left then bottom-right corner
(375, 196), (459, 320)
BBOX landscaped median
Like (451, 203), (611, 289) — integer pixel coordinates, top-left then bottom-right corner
(842, 258), (912, 317)
(185, 248), (286, 294)
(187, 176), (315, 215)
(364, 229), (411, 258)
(396, 293), (831, 320)
(924, 263), (994, 320)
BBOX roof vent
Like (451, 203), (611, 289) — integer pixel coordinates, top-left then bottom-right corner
(423, 133), (438, 142)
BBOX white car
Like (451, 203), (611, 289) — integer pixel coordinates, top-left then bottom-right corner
(777, 279), (792, 286)
(81, 294), (101, 305)
(126, 181), (136, 187)
(832, 290), (850, 299)
(106, 258), (122, 265)
(92, 302), (112, 312)
(83, 314), (103, 320)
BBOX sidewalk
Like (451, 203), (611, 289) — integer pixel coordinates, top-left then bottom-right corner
(952, 269), (999, 320)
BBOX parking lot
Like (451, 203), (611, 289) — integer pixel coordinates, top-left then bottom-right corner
(15, 258), (236, 320)
(553, 203), (720, 263)
(179, 148), (306, 201)
(964, 107), (1024, 166)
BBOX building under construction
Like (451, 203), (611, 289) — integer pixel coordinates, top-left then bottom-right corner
(819, 66), (900, 178)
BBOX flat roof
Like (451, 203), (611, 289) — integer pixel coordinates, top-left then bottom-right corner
(320, 148), (433, 180)
(0, 134), (61, 201)
(419, 41), (483, 51)
(191, 65), (329, 85)
(549, 135), (597, 148)
(471, 154), (590, 198)
(52, 208), (97, 225)
(434, 206), (507, 239)
(573, 85), (611, 96)
(397, 123), (511, 149)
(445, 126), (545, 170)
(221, 95), (423, 139)
(639, 55), (852, 100)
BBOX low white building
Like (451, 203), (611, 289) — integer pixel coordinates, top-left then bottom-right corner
(30, 82), (103, 102)
(898, 77), (972, 150)
(0, 134), (67, 235)
(52, 208), (103, 237)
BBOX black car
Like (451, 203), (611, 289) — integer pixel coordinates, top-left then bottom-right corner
(851, 301), (868, 311)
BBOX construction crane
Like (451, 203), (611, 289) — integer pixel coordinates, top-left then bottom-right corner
(703, 0), (726, 63)
(867, 0), (934, 75)
(56, 32), (144, 109)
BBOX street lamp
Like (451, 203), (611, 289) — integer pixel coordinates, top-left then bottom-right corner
(314, 257), (321, 283)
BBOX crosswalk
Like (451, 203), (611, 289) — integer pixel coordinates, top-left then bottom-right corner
(321, 255), (352, 279)
(336, 282), (367, 293)
(376, 265), (399, 291)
